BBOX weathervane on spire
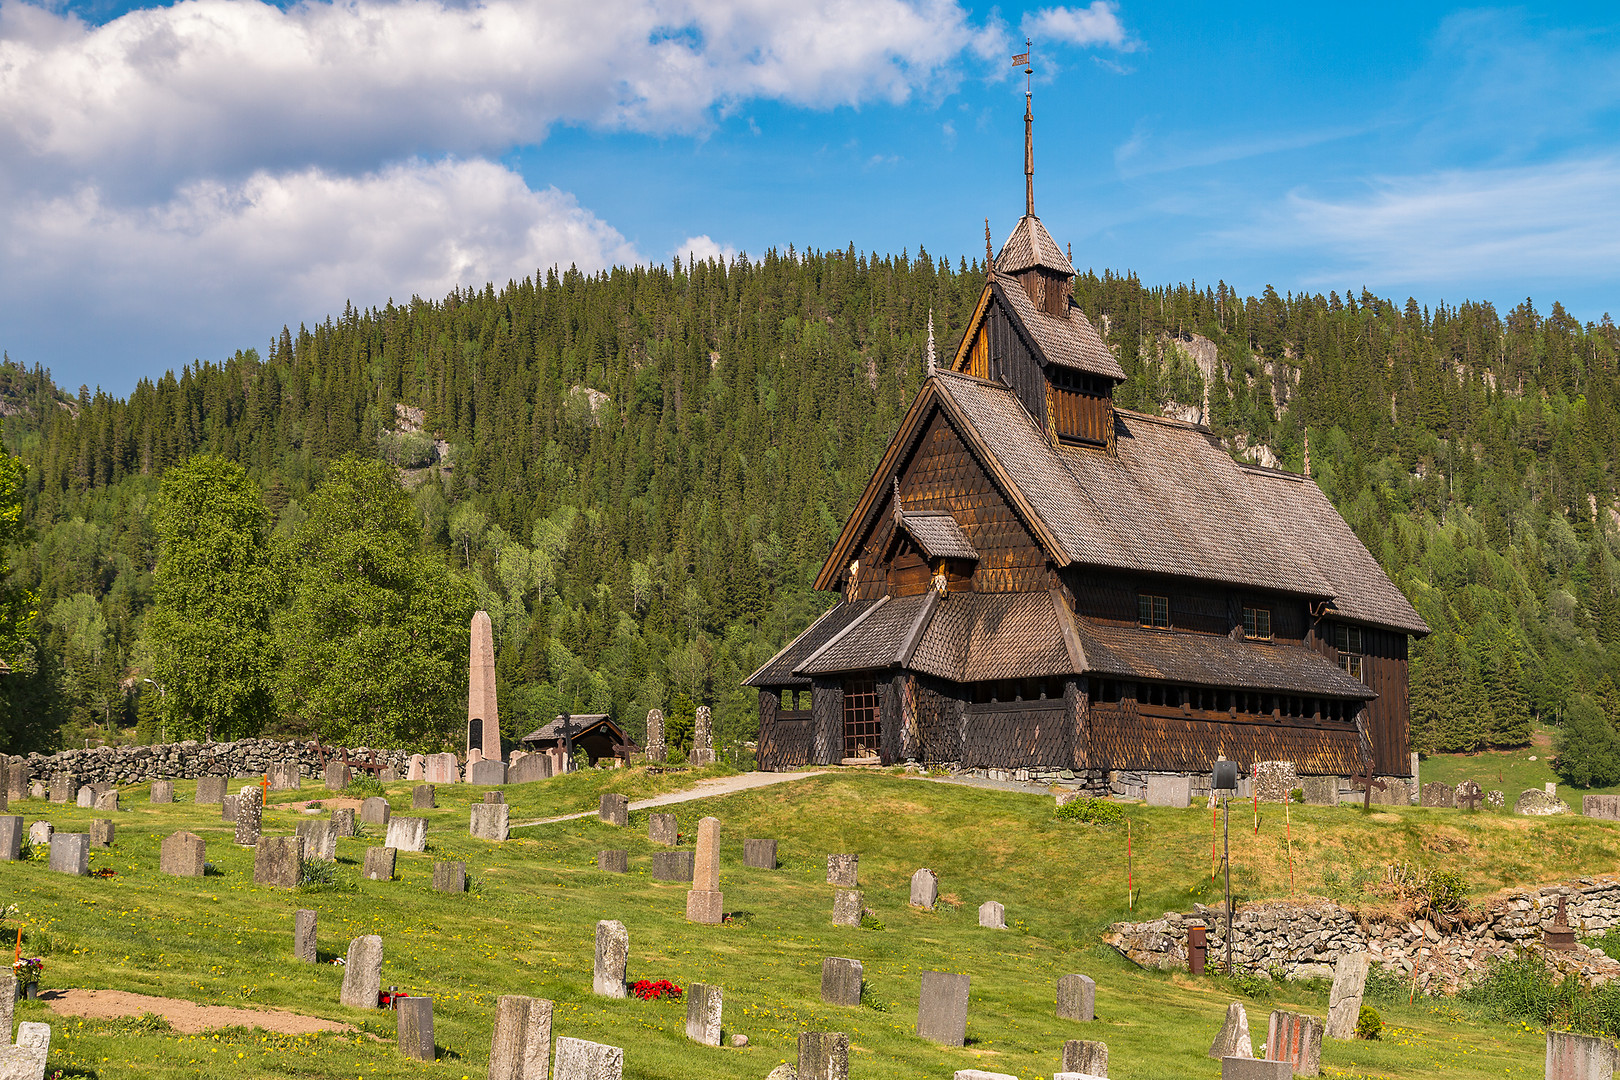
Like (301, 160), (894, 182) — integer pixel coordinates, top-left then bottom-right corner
(1014, 39), (1035, 218)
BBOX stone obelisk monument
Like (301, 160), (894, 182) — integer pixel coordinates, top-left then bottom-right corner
(468, 610), (501, 761)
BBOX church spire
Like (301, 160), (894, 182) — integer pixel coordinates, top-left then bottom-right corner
(1020, 40), (1034, 218)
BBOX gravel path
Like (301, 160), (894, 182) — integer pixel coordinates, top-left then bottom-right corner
(513, 769), (828, 827)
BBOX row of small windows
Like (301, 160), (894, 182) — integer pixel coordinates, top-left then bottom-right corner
(1091, 679), (1358, 720)
(1137, 593), (1272, 640)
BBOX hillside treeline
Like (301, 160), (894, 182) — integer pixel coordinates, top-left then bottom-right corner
(2, 251), (1618, 772)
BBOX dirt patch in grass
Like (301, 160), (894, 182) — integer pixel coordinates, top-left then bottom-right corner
(283, 797), (363, 812)
(41, 989), (357, 1035)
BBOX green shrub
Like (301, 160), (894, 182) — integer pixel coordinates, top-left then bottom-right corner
(1290, 787), (1305, 803)
(1356, 1005), (1382, 1039)
(340, 776), (385, 800)
(1055, 798), (1125, 826)
(297, 858), (357, 893)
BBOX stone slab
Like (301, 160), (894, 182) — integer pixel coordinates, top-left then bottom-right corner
(652, 850), (693, 881)
(360, 797), (391, 826)
(49, 832), (88, 876)
(954, 1072), (1018, 1080)
(821, 957), (862, 1006)
(649, 813), (678, 846)
(593, 920), (628, 998)
(75, 785), (93, 808)
(508, 754), (551, 785)
(598, 793), (629, 826)
(1209, 1002), (1254, 1059)
(469, 760), (508, 786)
(1222, 1059), (1292, 1080)
(0, 816), (20, 861)
(362, 846), (396, 881)
(1325, 952), (1369, 1040)
(331, 808), (356, 838)
(1420, 781), (1455, 808)
(295, 909), (317, 962)
(832, 888), (863, 927)
(744, 838), (777, 868)
(797, 1031), (849, 1080)
(268, 762), (301, 791)
(1585, 795), (1620, 821)
(917, 970), (970, 1046)
(89, 818), (115, 848)
(979, 900), (1006, 929)
(27, 822), (51, 845)
(425, 752), (459, 785)
(597, 850), (628, 873)
(433, 860), (466, 893)
(470, 803), (509, 842)
(1062, 1039), (1109, 1076)
(150, 781), (174, 804)
(93, 790), (119, 813)
(686, 888), (724, 924)
(910, 868), (938, 910)
(233, 786), (262, 846)
(0, 1021), (50, 1080)
(686, 982), (722, 1046)
(324, 762), (352, 791)
(692, 815), (721, 891)
(195, 776), (227, 804)
(296, 820), (338, 862)
(1058, 973), (1096, 1022)
(1515, 788), (1570, 816)
(385, 816), (427, 853)
(221, 795), (239, 823)
(396, 995), (434, 1061)
(1266, 1010), (1323, 1076)
(827, 853), (858, 887)
(339, 935), (383, 1008)
(1145, 774), (1193, 808)
(483, 791), (505, 805)
(552, 1036), (622, 1080)
(1301, 777), (1338, 806)
(159, 831), (205, 877)
(1547, 1029), (1617, 1080)
(254, 835), (303, 887)
(489, 995), (552, 1080)
(49, 776), (72, 804)
(412, 785), (436, 810)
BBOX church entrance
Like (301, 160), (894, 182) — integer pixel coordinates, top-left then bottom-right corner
(842, 676), (880, 760)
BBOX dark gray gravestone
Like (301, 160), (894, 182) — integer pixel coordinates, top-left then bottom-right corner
(1221, 1059), (1291, 1080)
(397, 996), (435, 1060)
(482, 791), (505, 805)
(916, 971), (970, 1046)
(1420, 781), (1455, 808)
(0, 816), (20, 861)
(469, 760), (507, 786)
(826, 853), (858, 886)
(649, 813), (678, 846)
(598, 793), (629, 826)
(744, 838), (777, 868)
(433, 861), (466, 893)
(150, 781), (174, 804)
(339, 935), (383, 1007)
(362, 846), (396, 881)
(821, 957), (862, 1006)
(507, 754), (551, 785)
(160, 831), (205, 877)
(253, 836), (303, 887)
(652, 850), (694, 881)
(412, 785), (436, 810)
(50, 833), (89, 876)
(195, 776), (227, 805)
(832, 889), (863, 927)
(295, 909), (317, 962)
(1057, 973), (1096, 1021)
(597, 850), (628, 873)
(221, 795), (239, 822)
(50, 775), (73, 803)
(1063, 1039), (1108, 1075)
(331, 808), (357, 838)
(324, 762), (352, 791)
(797, 1030), (849, 1080)
(685, 982), (722, 1046)
(360, 797), (391, 826)
(89, 819), (115, 848)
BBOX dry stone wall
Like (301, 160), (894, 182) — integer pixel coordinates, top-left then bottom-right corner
(6, 739), (411, 787)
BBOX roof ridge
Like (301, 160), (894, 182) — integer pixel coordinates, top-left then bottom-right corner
(1112, 407), (1207, 431)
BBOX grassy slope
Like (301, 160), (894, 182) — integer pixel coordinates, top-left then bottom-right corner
(1421, 722), (1620, 805)
(3, 768), (1590, 1079)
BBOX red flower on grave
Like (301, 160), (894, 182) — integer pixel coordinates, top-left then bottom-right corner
(630, 979), (683, 1001)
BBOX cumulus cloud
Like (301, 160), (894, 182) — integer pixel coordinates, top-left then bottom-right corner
(675, 235), (738, 265)
(1022, 3), (1131, 51)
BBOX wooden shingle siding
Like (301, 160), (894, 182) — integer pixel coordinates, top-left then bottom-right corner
(1089, 702), (1363, 775)
(811, 680), (844, 765)
(915, 679), (964, 764)
(963, 699), (1071, 768)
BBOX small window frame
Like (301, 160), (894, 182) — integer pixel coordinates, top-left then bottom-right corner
(1137, 593), (1170, 629)
(1242, 605), (1272, 641)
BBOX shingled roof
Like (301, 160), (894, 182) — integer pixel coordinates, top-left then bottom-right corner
(996, 215), (1074, 276)
(896, 509), (979, 561)
(994, 275), (1126, 381)
(1071, 620), (1376, 698)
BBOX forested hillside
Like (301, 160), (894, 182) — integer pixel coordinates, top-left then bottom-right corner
(2, 249), (1617, 774)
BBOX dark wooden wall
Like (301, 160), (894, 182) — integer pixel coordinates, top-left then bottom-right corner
(1312, 623), (1411, 775)
(755, 690), (813, 772)
(1066, 568), (1309, 643)
(1087, 699), (1363, 775)
(984, 300), (1048, 427)
(962, 699), (1071, 768)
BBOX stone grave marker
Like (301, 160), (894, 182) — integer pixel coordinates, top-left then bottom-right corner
(385, 816), (427, 853)
(821, 957), (862, 1006)
(412, 785), (436, 809)
(362, 846), (396, 881)
(331, 808), (356, 838)
(910, 868), (938, 910)
(359, 796), (390, 826)
(649, 813), (677, 846)
(1058, 973), (1096, 1022)
(686, 815), (723, 924)
(1420, 781), (1455, 808)
(1063, 1039), (1109, 1075)
(652, 850), (693, 881)
(433, 860), (466, 893)
(470, 803), (509, 842)
(1515, 788), (1570, 815)
(50, 833), (88, 876)
(827, 853), (858, 886)
(1266, 1010), (1323, 1076)
(296, 820), (338, 862)
(324, 762), (352, 791)
(1222, 1060), (1292, 1080)
(686, 982), (722, 1046)
(2, 1021), (51, 1080)
(482, 791), (505, 805)
(150, 781), (174, 804)
(553, 1036), (622, 1080)
(508, 754), (551, 784)
(1487, 789), (1506, 809)
(0, 973), (13, 1042)
(269, 762), (301, 791)
(89, 819), (115, 849)
(339, 935), (383, 1007)
(646, 708), (666, 763)
(426, 752), (460, 784)
(27, 821), (51, 845)
(406, 754), (425, 781)
(93, 789), (119, 813)
(979, 900), (1006, 929)
(254, 835), (303, 887)
(295, 909), (317, 962)
(5, 763), (26, 801)
(797, 1031), (849, 1080)
(1546, 1030), (1617, 1080)
(222, 795), (239, 823)
(29, 781), (44, 800)
(832, 889), (864, 927)
(743, 838), (777, 868)
(0, 816), (20, 861)
(1324, 953), (1370, 1040)
(593, 920), (629, 998)
(49, 775), (72, 804)
(917, 971), (970, 1046)
(1456, 780), (1484, 811)
(598, 850), (628, 873)
(1145, 774), (1193, 807)
(469, 760), (508, 786)
(598, 793), (629, 826)
(75, 785), (94, 808)
(954, 1072), (1018, 1080)
(489, 995), (552, 1080)
(160, 831), (205, 877)
(397, 995), (435, 1060)
(234, 785), (263, 846)
(1301, 776), (1339, 805)
(1585, 794), (1620, 821)
(1253, 761), (1300, 802)
(690, 704), (715, 766)
(1209, 1001), (1254, 1058)
(195, 776), (227, 805)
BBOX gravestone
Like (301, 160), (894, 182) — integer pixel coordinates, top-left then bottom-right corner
(406, 754), (425, 781)
(832, 889), (864, 927)
(483, 791), (505, 805)
(27, 821), (51, 845)
(652, 850), (693, 881)
(821, 957), (862, 1006)
(94, 789), (119, 813)
(50, 775), (72, 803)
(798, 1031), (849, 1080)
(160, 831), (205, 877)
(1253, 761), (1300, 802)
(28, 781), (43, 800)
(412, 785), (436, 810)
(222, 799), (238, 822)
(553, 1037), (622, 1080)
(1301, 776), (1338, 805)
(1209, 1001), (1254, 1058)
(1546, 1030), (1617, 1080)
(76, 785), (94, 808)
(1515, 789), (1570, 815)
(1063, 1039), (1109, 1075)
(2, 1022), (51, 1080)
(385, 816), (427, 853)
(1585, 795), (1620, 821)
(508, 754), (551, 785)
(1266, 1010), (1323, 1076)
(649, 813), (678, 846)
(324, 762), (352, 791)
(363, 846), (396, 881)
(426, 753), (459, 785)
(234, 785), (263, 846)
(488, 995), (553, 1080)
(396, 995), (434, 1061)
(433, 860), (466, 893)
(1420, 781), (1455, 808)
(269, 762), (301, 791)
(598, 850), (628, 873)
(469, 760), (508, 786)
(5, 763), (26, 801)
(296, 820), (338, 861)
(593, 920), (629, 998)
(1058, 973), (1097, 1022)
(295, 909), (317, 962)
(360, 796), (391, 826)
(690, 705), (715, 766)
(910, 868), (938, 910)
(0, 973), (12, 1042)
(686, 815), (723, 924)
(598, 793), (629, 826)
(467, 609), (502, 765)
(744, 838), (777, 868)
(954, 1072), (1019, 1080)
(254, 835), (303, 887)
(646, 708), (666, 763)
(470, 803), (510, 842)
(686, 982), (723, 1046)
(979, 900), (1006, 929)
(331, 808), (357, 838)
(150, 781), (174, 804)
(1324, 953), (1370, 1040)
(339, 935), (384, 1008)
(89, 818), (115, 848)
(0, 816), (20, 861)
(195, 776), (227, 804)
(917, 971), (971, 1046)
(827, 853), (858, 887)
(1145, 775), (1193, 808)
(1487, 789), (1506, 809)
(50, 832), (88, 876)
(1456, 779), (1484, 811)
(1222, 1060), (1292, 1080)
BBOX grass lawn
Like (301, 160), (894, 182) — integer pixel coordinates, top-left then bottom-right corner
(2, 767), (1593, 1078)
(1420, 721), (1620, 804)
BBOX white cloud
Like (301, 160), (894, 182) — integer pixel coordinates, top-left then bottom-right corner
(1022, 3), (1130, 52)
(675, 235), (737, 265)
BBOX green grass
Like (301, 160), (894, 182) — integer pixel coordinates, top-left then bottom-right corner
(2, 768), (1586, 1078)
(1421, 721), (1620, 804)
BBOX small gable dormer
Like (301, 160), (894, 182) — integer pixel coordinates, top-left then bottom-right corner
(883, 495), (978, 597)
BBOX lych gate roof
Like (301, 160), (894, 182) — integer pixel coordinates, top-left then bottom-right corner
(521, 714), (620, 742)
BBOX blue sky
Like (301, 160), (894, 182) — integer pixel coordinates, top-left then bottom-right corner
(2, 0), (1618, 394)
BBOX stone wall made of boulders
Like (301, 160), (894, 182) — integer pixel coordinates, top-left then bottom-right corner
(5, 739), (411, 787)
